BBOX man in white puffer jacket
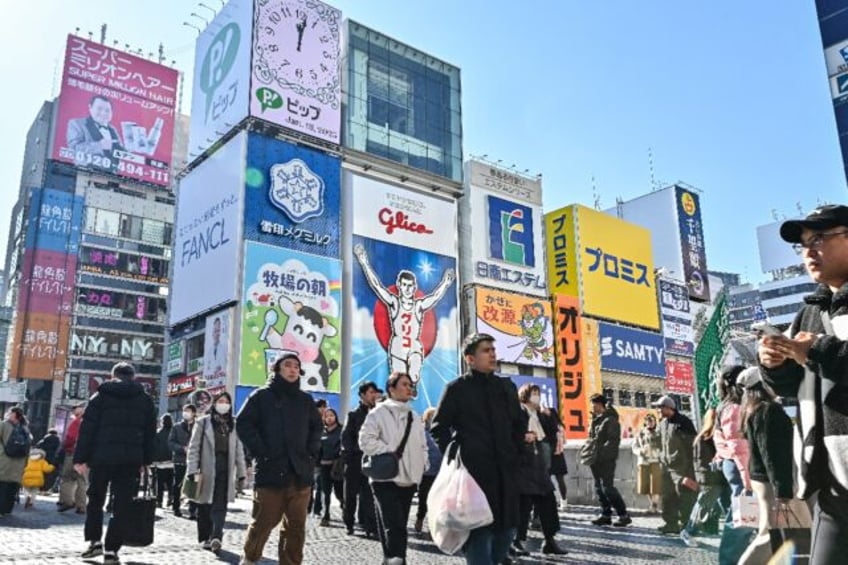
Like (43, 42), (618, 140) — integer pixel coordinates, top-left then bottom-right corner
(359, 372), (429, 565)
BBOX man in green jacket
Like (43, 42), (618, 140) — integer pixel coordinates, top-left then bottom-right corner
(654, 395), (698, 534)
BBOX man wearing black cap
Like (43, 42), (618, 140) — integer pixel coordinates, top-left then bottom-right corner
(341, 380), (380, 537)
(652, 395), (697, 535)
(236, 353), (323, 565)
(585, 393), (631, 527)
(758, 204), (848, 563)
(431, 333), (528, 564)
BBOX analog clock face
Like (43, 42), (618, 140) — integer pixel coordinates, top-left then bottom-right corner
(254, 0), (340, 97)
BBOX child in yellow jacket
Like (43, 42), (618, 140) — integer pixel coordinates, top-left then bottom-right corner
(22, 448), (55, 509)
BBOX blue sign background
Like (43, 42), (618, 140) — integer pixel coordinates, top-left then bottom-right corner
(244, 133), (341, 258)
(501, 374), (559, 411)
(350, 234), (458, 414)
(676, 187), (710, 302)
(599, 322), (665, 378)
(26, 188), (84, 253)
(488, 195), (536, 268)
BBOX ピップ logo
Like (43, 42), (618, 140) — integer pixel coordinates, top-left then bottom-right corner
(269, 159), (325, 223)
(199, 22), (241, 123)
(487, 195), (535, 268)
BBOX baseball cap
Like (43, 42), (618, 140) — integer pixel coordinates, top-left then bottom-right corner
(780, 205), (848, 243)
(736, 367), (762, 389)
(651, 395), (677, 410)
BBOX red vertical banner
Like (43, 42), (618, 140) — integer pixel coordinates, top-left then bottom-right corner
(554, 294), (588, 440)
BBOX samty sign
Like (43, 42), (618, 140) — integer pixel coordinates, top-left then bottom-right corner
(599, 322), (665, 378)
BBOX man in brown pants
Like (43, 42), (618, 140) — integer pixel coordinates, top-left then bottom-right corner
(236, 353), (323, 565)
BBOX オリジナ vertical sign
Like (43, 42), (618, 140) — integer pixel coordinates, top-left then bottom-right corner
(52, 35), (178, 187)
(554, 294), (589, 440)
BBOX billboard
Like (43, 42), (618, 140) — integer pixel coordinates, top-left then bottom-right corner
(171, 131), (245, 325)
(350, 173), (459, 412)
(203, 310), (231, 390)
(240, 242), (342, 393)
(167, 340), (184, 376)
(544, 206), (579, 298)
(598, 322), (665, 378)
(9, 314), (71, 381)
(20, 248), (77, 316)
(244, 134), (341, 257)
(658, 279), (694, 357)
(25, 188), (85, 253)
(79, 247), (169, 285)
(554, 294), (589, 440)
(473, 287), (554, 367)
(462, 162), (546, 295)
(501, 375), (558, 410)
(188, 0), (252, 161)
(52, 35), (178, 187)
(666, 359), (695, 395)
(675, 186), (710, 302)
(577, 206), (659, 330)
(251, 0), (342, 144)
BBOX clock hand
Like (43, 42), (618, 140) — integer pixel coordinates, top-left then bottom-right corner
(296, 14), (307, 52)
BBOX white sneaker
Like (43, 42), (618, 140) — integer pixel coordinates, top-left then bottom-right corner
(559, 499), (568, 511)
(201, 540), (212, 550)
(680, 529), (696, 548)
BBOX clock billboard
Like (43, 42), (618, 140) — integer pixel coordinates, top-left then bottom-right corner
(188, 0), (343, 161)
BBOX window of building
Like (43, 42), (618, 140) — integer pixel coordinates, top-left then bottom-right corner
(603, 387), (615, 404)
(141, 219), (165, 245)
(95, 209), (120, 236)
(618, 390), (632, 407)
(120, 214), (143, 240)
(634, 391), (647, 408)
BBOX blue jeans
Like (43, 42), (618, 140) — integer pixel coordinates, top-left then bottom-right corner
(718, 459), (755, 565)
(464, 526), (516, 565)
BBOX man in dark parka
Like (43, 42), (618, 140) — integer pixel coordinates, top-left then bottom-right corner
(431, 333), (528, 565)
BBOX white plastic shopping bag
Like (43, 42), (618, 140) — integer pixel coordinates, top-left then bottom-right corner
(731, 492), (760, 528)
(427, 448), (493, 554)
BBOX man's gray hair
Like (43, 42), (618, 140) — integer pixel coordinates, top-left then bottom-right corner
(111, 362), (135, 381)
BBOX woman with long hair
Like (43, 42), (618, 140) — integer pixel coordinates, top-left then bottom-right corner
(737, 368), (795, 565)
(152, 414), (174, 509)
(359, 372), (428, 564)
(186, 392), (247, 555)
(318, 408), (344, 526)
(513, 384), (567, 557)
(0, 407), (31, 516)
(681, 409), (729, 545)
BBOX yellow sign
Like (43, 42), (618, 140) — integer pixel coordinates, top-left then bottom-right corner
(544, 206), (579, 297)
(575, 205), (659, 330)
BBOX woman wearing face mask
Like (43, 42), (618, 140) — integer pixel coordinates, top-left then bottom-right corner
(513, 384), (567, 557)
(169, 404), (197, 519)
(186, 392), (246, 555)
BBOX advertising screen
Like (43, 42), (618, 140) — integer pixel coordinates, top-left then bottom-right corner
(239, 242), (342, 393)
(350, 173), (459, 413)
(25, 188), (85, 253)
(544, 206), (579, 298)
(52, 35), (178, 187)
(473, 287), (554, 367)
(171, 131), (245, 325)
(79, 247), (169, 285)
(9, 314), (71, 381)
(188, 0), (252, 161)
(244, 134), (341, 257)
(251, 0), (342, 144)
(554, 294), (589, 440)
(666, 359), (695, 395)
(203, 309), (231, 390)
(598, 322), (665, 378)
(20, 248), (76, 316)
(576, 205), (659, 330)
(675, 186), (710, 302)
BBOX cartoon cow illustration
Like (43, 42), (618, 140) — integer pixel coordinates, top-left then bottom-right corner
(260, 294), (338, 392)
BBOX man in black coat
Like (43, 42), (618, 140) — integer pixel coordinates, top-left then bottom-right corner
(654, 395), (697, 534)
(36, 428), (61, 491)
(74, 363), (156, 565)
(236, 353), (323, 565)
(586, 394), (631, 527)
(431, 333), (527, 565)
(341, 381), (380, 537)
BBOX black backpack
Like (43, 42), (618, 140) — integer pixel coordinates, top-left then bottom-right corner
(3, 424), (31, 458)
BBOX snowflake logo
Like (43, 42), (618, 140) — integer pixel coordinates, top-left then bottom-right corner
(268, 159), (325, 223)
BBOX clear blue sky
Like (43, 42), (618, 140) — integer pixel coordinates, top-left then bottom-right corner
(2, 1), (845, 283)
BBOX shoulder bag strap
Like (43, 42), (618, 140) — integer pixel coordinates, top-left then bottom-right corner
(821, 311), (835, 336)
(395, 413), (414, 457)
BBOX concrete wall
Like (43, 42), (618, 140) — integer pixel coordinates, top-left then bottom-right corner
(563, 441), (650, 510)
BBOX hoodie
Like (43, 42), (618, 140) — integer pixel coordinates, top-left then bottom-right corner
(359, 399), (429, 487)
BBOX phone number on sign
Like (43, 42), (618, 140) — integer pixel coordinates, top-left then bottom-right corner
(59, 147), (170, 185)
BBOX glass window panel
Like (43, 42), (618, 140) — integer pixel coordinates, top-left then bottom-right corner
(96, 210), (120, 236)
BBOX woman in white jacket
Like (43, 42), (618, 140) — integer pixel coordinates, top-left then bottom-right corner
(359, 372), (429, 565)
